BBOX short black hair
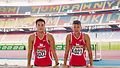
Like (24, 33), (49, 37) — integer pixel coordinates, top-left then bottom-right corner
(36, 18), (45, 25)
(73, 20), (81, 25)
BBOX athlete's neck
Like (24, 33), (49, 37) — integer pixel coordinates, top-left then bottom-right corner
(37, 31), (44, 34)
(37, 31), (45, 36)
(37, 31), (45, 40)
(74, 32), (80, 38)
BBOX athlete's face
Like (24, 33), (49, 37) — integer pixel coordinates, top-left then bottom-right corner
(36, 21), (45, 33)
(72, 24), (81, 33)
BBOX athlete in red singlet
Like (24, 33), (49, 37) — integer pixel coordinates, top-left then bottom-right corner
(63, 20), (93, 68)
(34, 32), (52, 66)
(69, 32), (86, 66)
(27, 19), (59, 68)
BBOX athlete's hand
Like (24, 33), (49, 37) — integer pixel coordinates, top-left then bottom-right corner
(63, 64), (69, 68)
(27, 65), (33, 68)
(87, 65), (93, 68)
(53, 65), (59, 68)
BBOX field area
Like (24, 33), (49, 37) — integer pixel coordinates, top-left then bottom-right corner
(94, 42), (120, 50)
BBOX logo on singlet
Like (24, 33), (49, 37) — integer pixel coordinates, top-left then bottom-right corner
(36, 43), (46, 58)
(39, 43), (45, 47)
(71, 44), (83, 56)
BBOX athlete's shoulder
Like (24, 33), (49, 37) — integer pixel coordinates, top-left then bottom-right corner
(66, 33), (71, 39)
(29, 32), (36, 37)
(29, 32), (36, 41)
(46, 32), (54, 41)
(84, 33), (90, 40)
(67, 33), (71, 36)
(46, 32), (53, 37)
(83, 32), (89, 36)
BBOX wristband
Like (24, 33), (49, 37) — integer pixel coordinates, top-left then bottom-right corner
(56, 63), (59, 66)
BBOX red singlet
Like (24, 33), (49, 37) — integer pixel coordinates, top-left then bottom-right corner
(69, 32), (86, 66)
(34, 32), (52, 66)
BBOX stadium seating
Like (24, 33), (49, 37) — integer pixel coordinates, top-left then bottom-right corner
(0, 11), (119, 28)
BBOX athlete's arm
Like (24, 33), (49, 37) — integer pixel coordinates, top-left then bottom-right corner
(47, 33), (59, 66)
(64, 34), (71, 65)
(85, 34), (93, 66)
(27, 34), (34, 68)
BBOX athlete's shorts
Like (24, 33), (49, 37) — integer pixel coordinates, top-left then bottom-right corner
(32, 66), (52, 68)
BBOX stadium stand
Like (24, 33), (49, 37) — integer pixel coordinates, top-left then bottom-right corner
(0, 12), (119, 28)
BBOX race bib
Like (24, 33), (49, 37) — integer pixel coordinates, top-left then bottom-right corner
(36, 49), (46, 58)
(71, 46), (83, 56)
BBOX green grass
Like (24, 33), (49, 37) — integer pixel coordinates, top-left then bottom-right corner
(92, 42), (120, 50)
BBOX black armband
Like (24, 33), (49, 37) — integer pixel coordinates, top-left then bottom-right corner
(56, 63), (59, 66)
